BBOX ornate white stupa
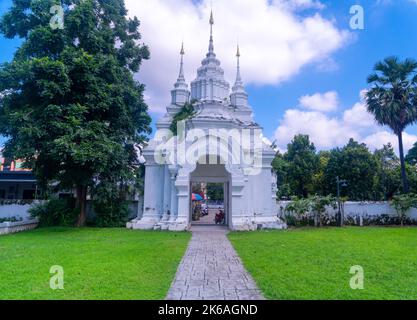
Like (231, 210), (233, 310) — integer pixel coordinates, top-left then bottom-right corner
(128, 11), (286, 231)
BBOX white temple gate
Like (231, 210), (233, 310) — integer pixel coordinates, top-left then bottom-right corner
(127, 12), (286, 231)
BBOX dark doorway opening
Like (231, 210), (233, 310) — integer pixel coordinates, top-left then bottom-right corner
(191, 182), (227, 226)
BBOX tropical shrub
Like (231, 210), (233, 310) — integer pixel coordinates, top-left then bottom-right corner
(391, 193), (417, 226)
(93, 198), (130, 227)
(284, 196), (336, 227)
(29, 198), (79, 227)
(309, 195), (337, 227)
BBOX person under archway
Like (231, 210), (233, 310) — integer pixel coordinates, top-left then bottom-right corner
(215, 207), (225, 225)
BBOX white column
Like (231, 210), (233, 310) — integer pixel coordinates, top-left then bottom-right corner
(162, 165), (171, 221)
(169, 173), (178, 222)
(173, 172), (190, 230)
(133, 164), (163, 230)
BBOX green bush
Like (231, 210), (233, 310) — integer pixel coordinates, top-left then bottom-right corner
(391, 193), (417, 226)
(93, 198), (130, 227)
(29, 198), (79, 227)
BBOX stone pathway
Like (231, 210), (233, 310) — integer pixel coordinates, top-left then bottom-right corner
(166, 226), (265, 300)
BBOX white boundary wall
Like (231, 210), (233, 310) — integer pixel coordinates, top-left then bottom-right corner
(278, 201), (417, 220)
(0, 219), (38, 235)
(0, 201), (44, 220)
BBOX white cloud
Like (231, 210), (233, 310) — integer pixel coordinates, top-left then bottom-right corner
(274, 90), (417, 154)
(274, 109), (360, 149)
(363, 131), (417, 154)
(125, 0), (350, 113)
(275, 0), (326, 11)
(299, 91), (339, 112)
(342, 102), (375, 128)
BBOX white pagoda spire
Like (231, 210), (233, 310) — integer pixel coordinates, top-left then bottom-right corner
(190, 10), (230, 102)
(171, 42), (190, 105)
(234, 45), (243, 87)
(177, 42), (186, 83)
(231, 44), (248, 107)
(208, 10), (215, 56)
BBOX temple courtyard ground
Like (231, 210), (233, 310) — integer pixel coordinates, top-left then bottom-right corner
(0, 228), (190, 299)
(1, 227), (416, 300)
(229, 227), (417, 300)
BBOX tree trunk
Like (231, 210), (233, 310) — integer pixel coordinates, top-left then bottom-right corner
(76, 185), (87, 227)
(398, 132), (410, 193)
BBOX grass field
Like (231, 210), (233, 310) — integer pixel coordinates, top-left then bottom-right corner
(229, 227), (417, 300)
(0, 228), (191, 300)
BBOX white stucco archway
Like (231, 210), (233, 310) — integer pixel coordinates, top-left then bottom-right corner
(128, 13), (287, 231)
(190, 157), (231, 227)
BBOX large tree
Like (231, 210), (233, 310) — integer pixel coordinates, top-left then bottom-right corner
(284, 135), (319, 198)
(373, 144), (401, 200)
(324, 139), (376, 201)
(366, 57), (417, 193)
(0, 0), (151, 226)
(272, 150), (291, 199)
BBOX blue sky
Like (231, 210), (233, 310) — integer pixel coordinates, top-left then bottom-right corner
(1, 0), (417, 153)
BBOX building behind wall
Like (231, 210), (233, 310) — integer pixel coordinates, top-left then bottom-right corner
(0, 154), (38, 200)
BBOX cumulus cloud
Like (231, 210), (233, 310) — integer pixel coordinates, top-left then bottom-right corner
(299, 91), (339, 112)
(275, 0), (326, 11)
(125, 0), (350, 113)
(275, 109), (360, 149)
(274, 90), (417, 154)
(363, 131), (417, 154)
(342, 102), (375, 128)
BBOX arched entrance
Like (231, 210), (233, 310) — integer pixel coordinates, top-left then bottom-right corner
(189, 159), (231, 227)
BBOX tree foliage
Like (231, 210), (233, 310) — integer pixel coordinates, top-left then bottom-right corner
(324, 139), (377, 201)
(283, 135), (319, 198)
(373, 144), (401, 200)
(169, 101), (197, 136)
(0, 0), (152, 226)
(273, 135), (417, 201)
(366, 56), (417, 193)
(206, 183), (224, 201)
(405, 142), (417, 166)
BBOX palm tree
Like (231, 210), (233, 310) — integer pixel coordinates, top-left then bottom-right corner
(366, 57), (417, 193)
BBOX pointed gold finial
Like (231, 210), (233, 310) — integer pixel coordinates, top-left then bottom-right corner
(180, 42), (185, 55)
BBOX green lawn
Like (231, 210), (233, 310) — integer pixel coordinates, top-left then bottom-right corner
(229, 227), (417, 300)
(0, 228), (190, 300)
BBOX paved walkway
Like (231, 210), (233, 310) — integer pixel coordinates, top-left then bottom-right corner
(166, 226), (265, 300)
